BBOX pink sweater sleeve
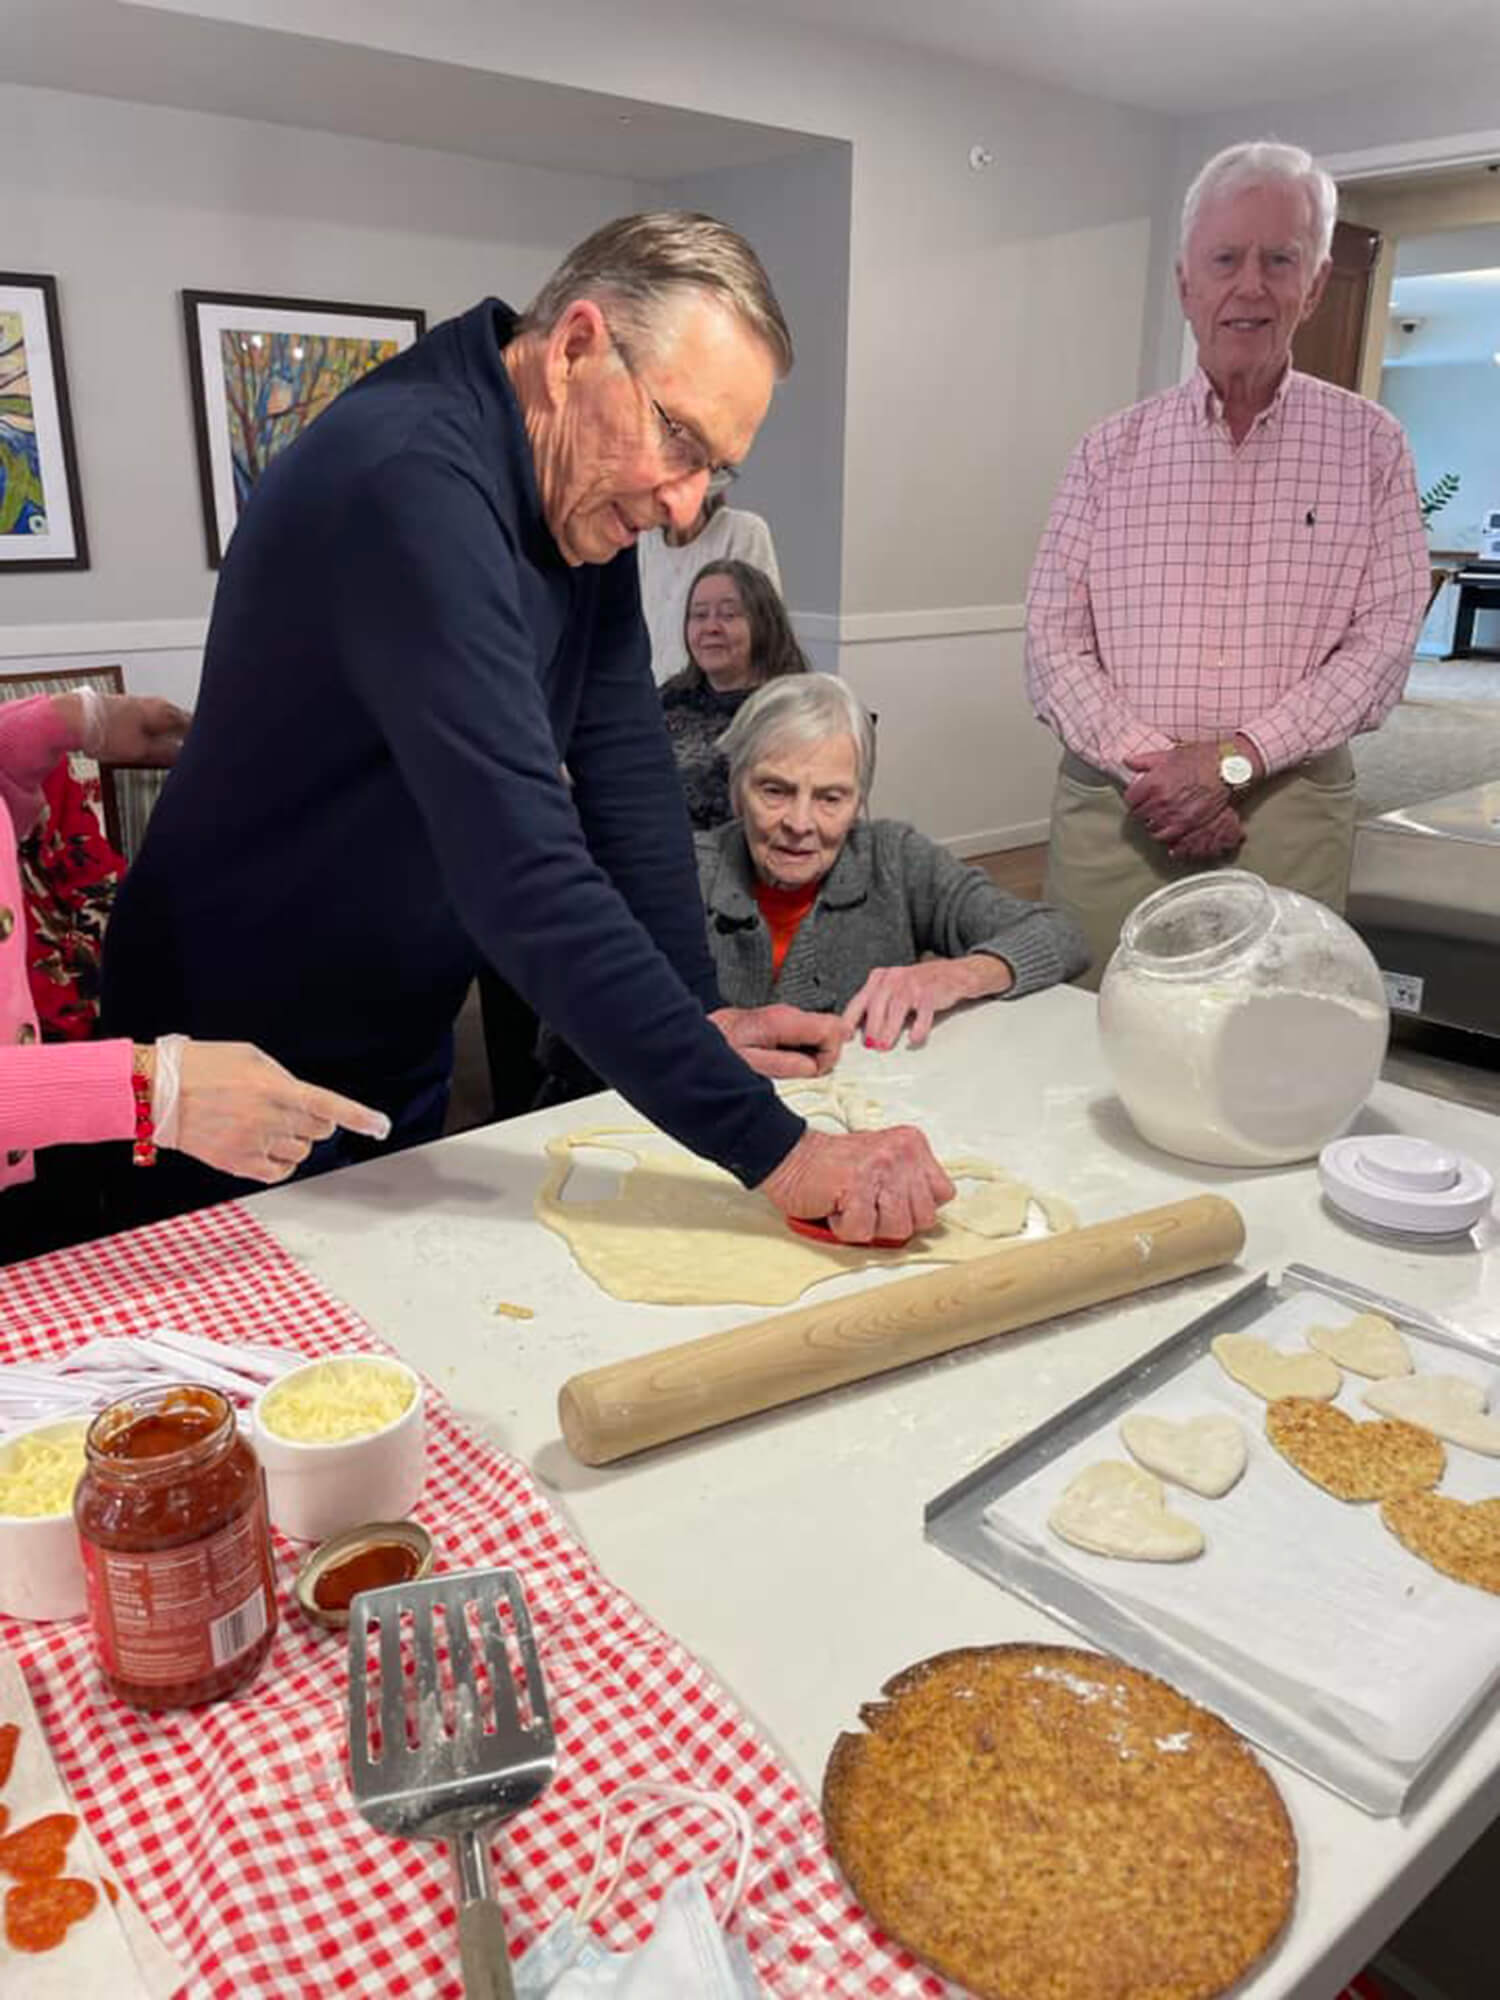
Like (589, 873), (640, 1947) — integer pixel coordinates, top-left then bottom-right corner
(0, 1040), (136, 1152)
(0, 695), (78, 844)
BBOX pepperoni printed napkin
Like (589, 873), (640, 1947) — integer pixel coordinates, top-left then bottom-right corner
(0, 1650), (184, 1997)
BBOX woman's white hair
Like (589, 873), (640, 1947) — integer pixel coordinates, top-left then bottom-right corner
(719, 673), (876, 810)
(1179, 141), (1337, 266)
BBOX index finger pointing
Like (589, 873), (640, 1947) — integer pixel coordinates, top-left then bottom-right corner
(299, 1086), (392, 1141)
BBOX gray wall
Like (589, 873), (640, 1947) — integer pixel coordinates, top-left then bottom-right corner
(1, 81), (652, 628)
(657, 146), (851, 624)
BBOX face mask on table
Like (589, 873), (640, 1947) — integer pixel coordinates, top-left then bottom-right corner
(513, 1782), (760, 1999)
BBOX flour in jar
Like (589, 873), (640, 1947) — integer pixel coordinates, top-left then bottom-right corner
(1101, 974), (1388, 1167)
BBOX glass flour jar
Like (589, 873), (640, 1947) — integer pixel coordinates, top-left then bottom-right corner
(1098, 872), (1389, 1167)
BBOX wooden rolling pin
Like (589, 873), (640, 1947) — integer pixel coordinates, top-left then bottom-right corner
(558, 1193), (1244, 1465)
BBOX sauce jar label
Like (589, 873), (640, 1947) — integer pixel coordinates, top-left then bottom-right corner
(81, 1491), (274, 1688)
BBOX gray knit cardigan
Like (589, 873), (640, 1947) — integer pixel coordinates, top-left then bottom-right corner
(695, 819), (1089, 1012)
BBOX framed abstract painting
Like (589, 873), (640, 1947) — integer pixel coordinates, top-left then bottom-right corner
(0, 272), (89, 571)
(182, 289), (426, 567)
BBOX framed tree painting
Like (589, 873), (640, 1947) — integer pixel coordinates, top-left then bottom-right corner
(0, 272), (89, 571)
(182, 289), (426, 567)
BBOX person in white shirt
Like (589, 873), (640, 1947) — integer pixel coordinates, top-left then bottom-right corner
(638, 492), (780, 682)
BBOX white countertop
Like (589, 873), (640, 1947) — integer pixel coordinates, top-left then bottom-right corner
(252, 986), (1500, 2000)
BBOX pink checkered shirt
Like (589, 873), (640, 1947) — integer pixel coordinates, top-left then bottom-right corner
(1025, 367), (1428, 778)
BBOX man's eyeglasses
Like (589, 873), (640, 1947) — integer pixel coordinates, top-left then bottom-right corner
(608, 322), (740, 496)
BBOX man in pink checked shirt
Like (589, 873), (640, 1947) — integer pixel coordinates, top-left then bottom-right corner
(1026, 139), (1428, 987)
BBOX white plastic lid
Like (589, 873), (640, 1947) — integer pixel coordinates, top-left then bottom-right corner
(1318, 1135), (1494, 1239)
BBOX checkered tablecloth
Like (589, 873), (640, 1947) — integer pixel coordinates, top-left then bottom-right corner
(0, 1204), (950, 1998)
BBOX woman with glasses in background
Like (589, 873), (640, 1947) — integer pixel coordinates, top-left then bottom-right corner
(661, 560), (810, 830)
(638, 480), (781, 684)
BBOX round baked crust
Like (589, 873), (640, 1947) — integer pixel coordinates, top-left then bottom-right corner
(822, 1643), (1297, 2000)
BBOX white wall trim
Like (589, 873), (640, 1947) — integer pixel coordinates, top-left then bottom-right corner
(793, 603), (1024, 647)
(943, 820), (1049, 858)
(0, 619), (208, 659)
(1324, 129), (1500, 183)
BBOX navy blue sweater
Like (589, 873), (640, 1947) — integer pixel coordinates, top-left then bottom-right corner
(102, 301), (803, 1185)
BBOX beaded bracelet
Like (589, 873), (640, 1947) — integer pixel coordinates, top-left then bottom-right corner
(131, 1048), (157, 1168)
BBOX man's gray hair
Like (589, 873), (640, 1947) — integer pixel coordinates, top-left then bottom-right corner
(518, 211), (793, 375)
(720, 673), (876, 810)
(1179, 141), (1337, 265)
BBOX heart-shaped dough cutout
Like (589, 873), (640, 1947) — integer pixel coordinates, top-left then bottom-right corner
(1048, 1461), (1204, 1562)
(1119, 1413), (1247, 1497)
(1363, 1374), (1500, 1456)
(1306, 1312), (1412, 1379)
(1266, 1396), (1444, 1501)
(0, 1811), (75, 1881)
(1211, 1333), (1341, 1403)
(1382, 1490), (1500, 1595)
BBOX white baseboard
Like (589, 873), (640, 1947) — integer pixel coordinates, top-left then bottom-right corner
(943, 820), (1049, 858)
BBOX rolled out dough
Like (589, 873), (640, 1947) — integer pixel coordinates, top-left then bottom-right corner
(534, 1126), (1073, 1307)
(1119, 1413), (1247, 1498)
(1049, 1462), (1205, 1562)
(1306, 1313), (1412, 1379)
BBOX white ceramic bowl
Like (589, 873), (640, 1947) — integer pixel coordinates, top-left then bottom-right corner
(250, 1355), (426, 1544)
(0, 1415), (91, 1621)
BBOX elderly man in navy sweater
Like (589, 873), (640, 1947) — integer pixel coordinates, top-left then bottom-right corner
(103, 213), (952, 1245)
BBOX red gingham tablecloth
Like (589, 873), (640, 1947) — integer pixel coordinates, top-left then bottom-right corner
(0, 1204), (950, 1998)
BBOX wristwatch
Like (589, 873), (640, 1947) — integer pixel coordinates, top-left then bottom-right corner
(1218, 741), (1256, 792)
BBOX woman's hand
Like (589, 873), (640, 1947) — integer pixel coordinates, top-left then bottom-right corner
(841, 956), (1013, 1051)
(759, 1124), (955, 1244)
(162, 1041), (391, 1184)
(710, 1003), (849, 1078)
(95, 695), (192, 765)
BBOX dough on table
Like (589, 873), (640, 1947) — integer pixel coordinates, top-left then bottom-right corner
(1048, 1461), (1204, 1563)
(1210, 1333), (1341, 1404)
(535, 1127), (1073, 1307)
(1305, 1312), (1412, 1379)
(1119, 1413), (1247, 1498)
(1363, 1374), (1500, 1456)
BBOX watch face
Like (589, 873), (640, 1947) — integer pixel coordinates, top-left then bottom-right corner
(1220, 753), (1255, 787)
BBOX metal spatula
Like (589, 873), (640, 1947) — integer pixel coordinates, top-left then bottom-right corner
(348, 1567), (556, 2000)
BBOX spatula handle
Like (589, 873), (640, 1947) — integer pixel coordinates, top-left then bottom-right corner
(454, 1829), (516, 2000)
(458, 1899), (516, 2000)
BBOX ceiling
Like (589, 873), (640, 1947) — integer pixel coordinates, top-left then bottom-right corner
(728, 0), (1500, 117)
(9, 0), (1500, 142)
(0, 0), (829, 180)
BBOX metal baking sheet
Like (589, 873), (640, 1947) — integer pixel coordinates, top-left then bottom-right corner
(924, 1264), (1500, 1816)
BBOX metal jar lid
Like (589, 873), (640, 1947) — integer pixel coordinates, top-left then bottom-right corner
(1318, 1134), (1494, 1240)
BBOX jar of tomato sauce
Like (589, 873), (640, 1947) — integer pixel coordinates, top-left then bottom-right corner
(75, 1384), (277, 1710)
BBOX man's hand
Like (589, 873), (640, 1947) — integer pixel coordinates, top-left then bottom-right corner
(842, 956), (1012, 1051)
(1123, 736), (1264, 850)
(1165, 804), (1244, 862)
(710, 1003), (849, 1080)
(759, 1124), (956, 1245)
(1122, 741), (1228, 846)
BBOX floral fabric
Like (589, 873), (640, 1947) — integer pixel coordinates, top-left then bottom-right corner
(19, 756), (124, 1041)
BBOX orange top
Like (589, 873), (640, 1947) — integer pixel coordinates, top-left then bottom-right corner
(754, 877), (821, 978)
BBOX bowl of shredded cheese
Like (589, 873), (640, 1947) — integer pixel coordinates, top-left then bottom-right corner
(251, 1355), (425, 1544)
(0, 1416), (91, 1620)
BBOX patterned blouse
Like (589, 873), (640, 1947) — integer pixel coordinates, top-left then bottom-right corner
(660, 679), (753, 830)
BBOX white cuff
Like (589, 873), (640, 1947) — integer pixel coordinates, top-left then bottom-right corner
(152, 1033), (188, 1148)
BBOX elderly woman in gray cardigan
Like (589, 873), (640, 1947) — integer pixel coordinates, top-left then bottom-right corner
(701, 677), (1088, 1050)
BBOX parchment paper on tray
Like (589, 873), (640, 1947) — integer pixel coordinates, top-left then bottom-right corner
(0, 1651), (185, 1998)
(981, 1292), (1500, 1776)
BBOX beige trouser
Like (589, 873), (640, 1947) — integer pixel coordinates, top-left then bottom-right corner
(1046, 746), (1359, 992)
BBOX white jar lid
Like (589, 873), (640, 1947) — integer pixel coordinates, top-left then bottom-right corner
(1318, 1134), (1494, 1238)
